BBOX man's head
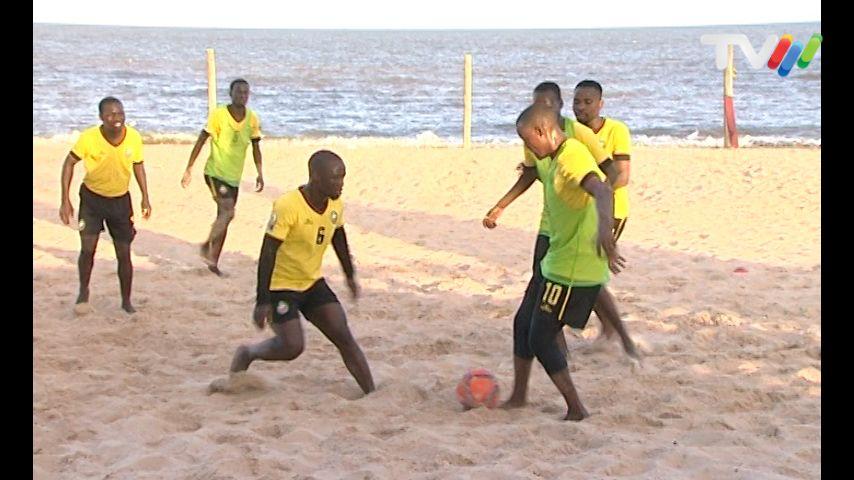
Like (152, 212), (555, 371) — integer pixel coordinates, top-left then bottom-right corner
(572, 80), (604, 126)
(516, 103), (564, 159)
(308, 150), (346, 200)
(98, 97), (125, 132)
(533, 81), (563, 112)
(229, 79), (250, 107)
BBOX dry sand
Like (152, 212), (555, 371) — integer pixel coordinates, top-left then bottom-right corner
(33, 138), (821, 479)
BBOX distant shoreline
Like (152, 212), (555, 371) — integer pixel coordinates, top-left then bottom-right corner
(31, 134), (822, 149)
(32, 21), (821, 31)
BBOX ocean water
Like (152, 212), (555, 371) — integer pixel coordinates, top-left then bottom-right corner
(33, 23), (821, 146)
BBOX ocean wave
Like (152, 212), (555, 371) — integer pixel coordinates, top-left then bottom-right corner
(32, 130), (820, 148)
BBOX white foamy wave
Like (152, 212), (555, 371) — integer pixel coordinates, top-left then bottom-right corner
(738, 135), (821, 148)
(143, 133), (200, 144)
(633, 134), (820, 148)
(33, 131), (202, 146)
(32, 131), (83, 146)
(32, 131), (820, 149)
(261, 131), (460, 148)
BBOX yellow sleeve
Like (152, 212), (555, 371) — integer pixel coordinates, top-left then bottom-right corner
(612, 121), (632, 156)
(250, 111), (262, 140)
(204, 109), (219, 138)
(572, 122), (609, 164)
(130, 130), (144, 164)
(70, 130), (89, 159)
(522, 146), (537, 167)
(266, 197), (296, 241)
(557, 143), (605, 188)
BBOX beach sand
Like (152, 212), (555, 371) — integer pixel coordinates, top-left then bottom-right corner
(34, 138), (820, 479)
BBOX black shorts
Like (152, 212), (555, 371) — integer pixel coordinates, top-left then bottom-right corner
(536, 279), (601, 329)
(269, 278), (340, 324)
(78, 184), (136, 242)
(205, 175), (239, 202)
(613, 217), (628, 243)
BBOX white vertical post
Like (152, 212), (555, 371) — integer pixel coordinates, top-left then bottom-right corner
(463, 54), (472, 149)
(206, 49), (217, 115)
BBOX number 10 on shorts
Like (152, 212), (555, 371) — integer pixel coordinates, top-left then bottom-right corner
(540, 281), (563, 313)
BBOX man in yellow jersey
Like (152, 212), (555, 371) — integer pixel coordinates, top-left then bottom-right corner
(573, 79), (638, 356)
(482, 82), (637, 360)
(59, 97), (152, 314)
(503, 104), (623, 421)
(182, 78), (264, 276)
(228, 150), (375, 395)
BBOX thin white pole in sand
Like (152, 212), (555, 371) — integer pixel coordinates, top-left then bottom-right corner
(463, 53), (472, 149)
(206, 49), (217, 115)
(723, 45), (738, 148)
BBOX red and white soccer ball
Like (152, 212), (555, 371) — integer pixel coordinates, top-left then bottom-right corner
(456, 367), (500, 409)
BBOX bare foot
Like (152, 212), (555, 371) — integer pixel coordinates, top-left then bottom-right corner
(564, 405), (590, 421)
(623, 341), (643, 369)
(73, 302), (92, 316)
(200, 242), (215, 266)
(75, 289), (90, 304)
(627, 353), (643, 372)
(501, 397), (527, 410)
(589, 333), (614, 352)
(121, 303), (136, 314)
(208, 265), (225, 277)
(230, 345), (253, 373)
(208, 371), (267, 395)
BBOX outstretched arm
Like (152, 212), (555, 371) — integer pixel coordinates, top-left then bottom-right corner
(483, 166), (538, 229)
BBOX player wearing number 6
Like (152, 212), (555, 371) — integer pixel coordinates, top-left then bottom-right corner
(228, 150), (375, 396)
(502, 104), (628, 421)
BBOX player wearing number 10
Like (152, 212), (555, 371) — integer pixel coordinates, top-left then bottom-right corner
(502, 104), (626, 421)
(228, 150), (375, 396)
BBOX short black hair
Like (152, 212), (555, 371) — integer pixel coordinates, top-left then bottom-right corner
(575, 80), (603, 97)
(516, 103), (560, 131)
(533, 82), (562, 101)
(229, 78), (249, 94)
(98, 96), (122, 115)
(308, 150), (344, 174)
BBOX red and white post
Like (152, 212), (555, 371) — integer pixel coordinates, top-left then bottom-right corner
(723, 45), (738, 148)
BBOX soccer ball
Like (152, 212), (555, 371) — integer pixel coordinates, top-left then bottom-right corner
(456, 368), (500, 409)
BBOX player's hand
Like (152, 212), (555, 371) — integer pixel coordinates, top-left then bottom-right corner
(347, 276), (361, 300)
(141, 197), (152, 219)
(515, 162), (526, 175)
(59, 200), (74, 225)
(597, 232), (626, 274)
(253, 303), (272, 330)
(181, 169), (192, 188)
(482, 206), (503, 229)
(255, 175), (264, 193)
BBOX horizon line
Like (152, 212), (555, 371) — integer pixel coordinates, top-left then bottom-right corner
(33, 20), (822, 31)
